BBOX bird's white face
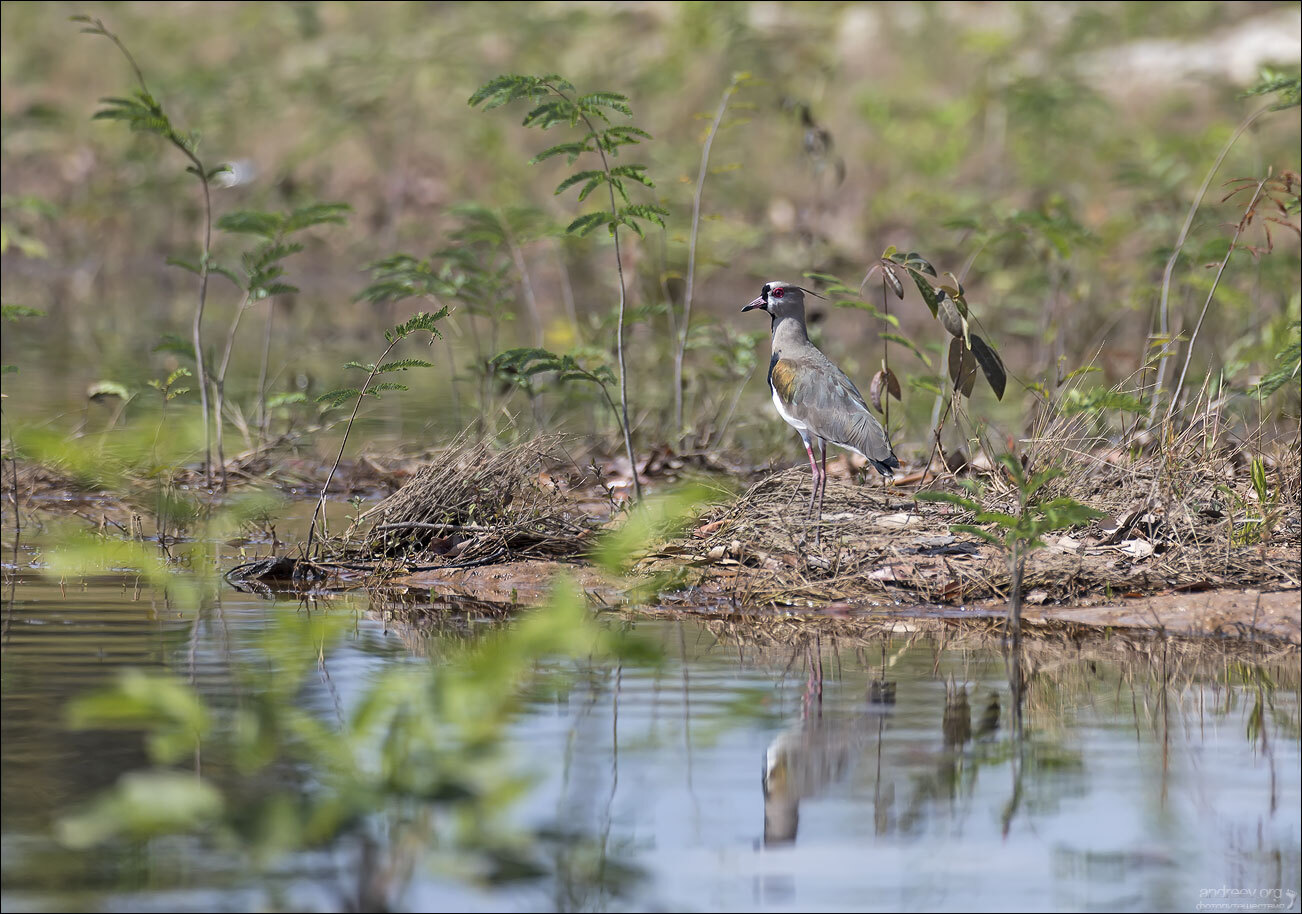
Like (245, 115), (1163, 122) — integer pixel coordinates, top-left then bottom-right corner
(742, 281), (805, 318)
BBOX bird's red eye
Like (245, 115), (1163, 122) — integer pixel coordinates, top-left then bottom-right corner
(771, 287), (784, 298)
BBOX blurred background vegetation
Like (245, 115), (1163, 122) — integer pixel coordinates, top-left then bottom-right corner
(2, 1), (1299, 463)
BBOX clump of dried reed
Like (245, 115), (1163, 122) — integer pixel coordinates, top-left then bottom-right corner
(340, 434), (594, 567)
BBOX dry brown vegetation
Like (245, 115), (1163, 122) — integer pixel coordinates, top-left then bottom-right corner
(649, 454), (1299, 606)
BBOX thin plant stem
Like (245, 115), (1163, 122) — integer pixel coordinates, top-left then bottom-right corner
(213, 293), (252, 490)
(84, 18), (217, 485)
(1008, 543), (1023, 650)
(2, 407), (19, 540)
(712, 360), (758, 449)
(919, 385), (957, 486)
(548, 82), (642, 500)
(192, 175), (215, 487)
(1166, 173), (1270, 426)
(882, 278), (891, 430)
(256, 299), (274, 445)
(305, 337), (400, 558)
(1149, 106), (1269, 423)
(505, 227), (544, 348)
(675, 79), (736, 442)
(554, 241), (580, 336)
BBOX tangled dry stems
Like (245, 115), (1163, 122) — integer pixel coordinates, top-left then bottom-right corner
(334, 434), (594, 567)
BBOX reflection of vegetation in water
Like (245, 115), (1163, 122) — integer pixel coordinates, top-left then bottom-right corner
(41, 486), (709, 909)
(59, 589), (649, 909)
(709, 619), (1299, 865)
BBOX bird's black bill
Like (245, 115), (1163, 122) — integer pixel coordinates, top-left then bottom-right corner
(742, 296), (766, 312)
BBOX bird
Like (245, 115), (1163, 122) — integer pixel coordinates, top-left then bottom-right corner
(743, 280), (900, 527)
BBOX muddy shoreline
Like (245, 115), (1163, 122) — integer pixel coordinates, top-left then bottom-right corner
(6, 455), (1300, 646)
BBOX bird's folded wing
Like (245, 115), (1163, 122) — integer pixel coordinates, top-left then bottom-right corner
(783, 361), (894, 463)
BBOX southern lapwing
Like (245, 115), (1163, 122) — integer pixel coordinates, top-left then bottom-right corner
(743, 281), (900, 527)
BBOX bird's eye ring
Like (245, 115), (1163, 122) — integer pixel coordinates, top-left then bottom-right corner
(771, 287), (784, 298)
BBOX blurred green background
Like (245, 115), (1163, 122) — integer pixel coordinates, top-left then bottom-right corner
(2, 1), (1298, 459)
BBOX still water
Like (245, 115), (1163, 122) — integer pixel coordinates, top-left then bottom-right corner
(2, 555), (1299, 912)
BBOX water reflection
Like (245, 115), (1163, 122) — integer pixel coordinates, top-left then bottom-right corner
(2, 561), (1299, 912)
(763, 663), (895, 845)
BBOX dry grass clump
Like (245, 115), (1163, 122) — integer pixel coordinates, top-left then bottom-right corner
(338, 434), (594, 567)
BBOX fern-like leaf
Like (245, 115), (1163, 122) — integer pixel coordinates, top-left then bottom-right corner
(376, 358), (435, 372)
(386, 308), (449, 342)
(566, 212), (609, 237)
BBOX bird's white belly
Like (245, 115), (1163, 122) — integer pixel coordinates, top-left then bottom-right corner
(772, 387), (807, 432)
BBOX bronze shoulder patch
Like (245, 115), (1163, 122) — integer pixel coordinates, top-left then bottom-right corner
(769, 358), (799, 403)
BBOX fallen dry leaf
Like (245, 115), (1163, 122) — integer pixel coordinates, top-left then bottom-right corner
(875, 513), (920, 528)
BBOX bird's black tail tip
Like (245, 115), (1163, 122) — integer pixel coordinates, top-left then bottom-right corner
(869, 452), (902, 477)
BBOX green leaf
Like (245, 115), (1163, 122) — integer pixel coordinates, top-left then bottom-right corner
(601, 125), (652, 147)
(951, 523), (1005, 546)
(880, 332), (932, 368)
(583, 174), (612, 202)
(386, 308), (449, 342)
(317, 387), (361, 408)
(905, 266), (940, 318)
(1059, 387), (1146, 417)
(972, 510), (1019, 529)
(908, 376), (943, 397)
(1243, 69), (1301, 110)
(154, 333), (196, 361)
(577, 91), (632, 118)
(969, 334), (1006, 400)
(256, 282), (299, 299)
(621, 203), (668, 227)
(165, 255), (201, 275)
(531, 141), (591, 165)
(376, 358), (435, 372)
(1034, 498), (1104, 529)
(566, 212), (609, 236)
(1, 304), (44, 321)
(284, 202), (351, 232)
(523, 100), (576, 129)
(915, 490), (981, 512)
(608, 164), (654, 188)
(209, 263), (242, 287)
(87, 380), (130, 401)
(266, 392), (307, 409)
(1250, 322), (1300, 399)
(554, 169), (606, 196)
(57, 770), (222, 849)
(368, 381), (408, 398)
(217, 210), (284, 238)
(833, 298), (900, 327)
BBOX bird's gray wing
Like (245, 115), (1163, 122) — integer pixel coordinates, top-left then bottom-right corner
(785, 357), (899, 472)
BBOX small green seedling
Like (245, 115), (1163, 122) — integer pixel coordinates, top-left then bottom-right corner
(917, 456), (1103, 644)
(307, 310), (446, 554)
(470, 74), (668, 501)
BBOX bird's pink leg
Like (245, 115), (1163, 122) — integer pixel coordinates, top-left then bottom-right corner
(804, 439), (819, 516)
(817, 440), (828, 522)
